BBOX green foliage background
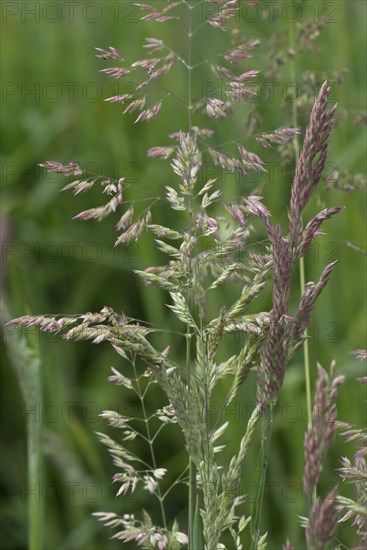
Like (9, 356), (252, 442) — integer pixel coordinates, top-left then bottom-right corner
(1, 1), (366, 549)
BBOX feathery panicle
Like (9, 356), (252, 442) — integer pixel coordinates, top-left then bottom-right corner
(288, 82), (336, 255)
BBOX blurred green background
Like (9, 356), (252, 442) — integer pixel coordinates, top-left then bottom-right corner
(1, 1), (366, 549)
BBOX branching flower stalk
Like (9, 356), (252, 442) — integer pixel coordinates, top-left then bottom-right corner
(8, 2), (344, 548)
(251, 81), (340, 548)
(186, 3), (195, 546)
(132, 354), (168, 530)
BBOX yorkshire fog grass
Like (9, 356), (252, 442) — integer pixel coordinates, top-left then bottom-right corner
(2, 1), (367, 550)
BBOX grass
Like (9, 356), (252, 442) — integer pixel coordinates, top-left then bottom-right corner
(1, 1), (366, 549)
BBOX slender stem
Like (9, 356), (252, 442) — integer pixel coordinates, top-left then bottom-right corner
(163, 44), (189, 69)
(157, 83), (188, 108)
(162, 465), (190, 500)
(132, 359), (167, 529)
(250, 405), (274, 550)
(187, 327), (196, 550)
(177, 15), (189, 35)
(28, 356), (43, 550)
(288, 20), (312, 427)
(187, 4), (196, 548)
(188, 4), (193, 132)
(200, 322), (211, 474)
(299, 256), (312, 425)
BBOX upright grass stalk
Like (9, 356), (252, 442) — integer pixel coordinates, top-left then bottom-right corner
(187, 327), (196, 549)
(186, 3), (198, 547)
(2, 304), (44, 550)
(288, 18), (312, 427)
(251, 80), (339, 546)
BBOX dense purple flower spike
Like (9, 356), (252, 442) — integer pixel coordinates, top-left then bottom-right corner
(306, 487), (338, 550)
(288, 82), (337, 256)
(258, 223), (292, 405)
(303, 363), (344, 498)
(254, 82), (341, 408)
(299, 362), (347, 549)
